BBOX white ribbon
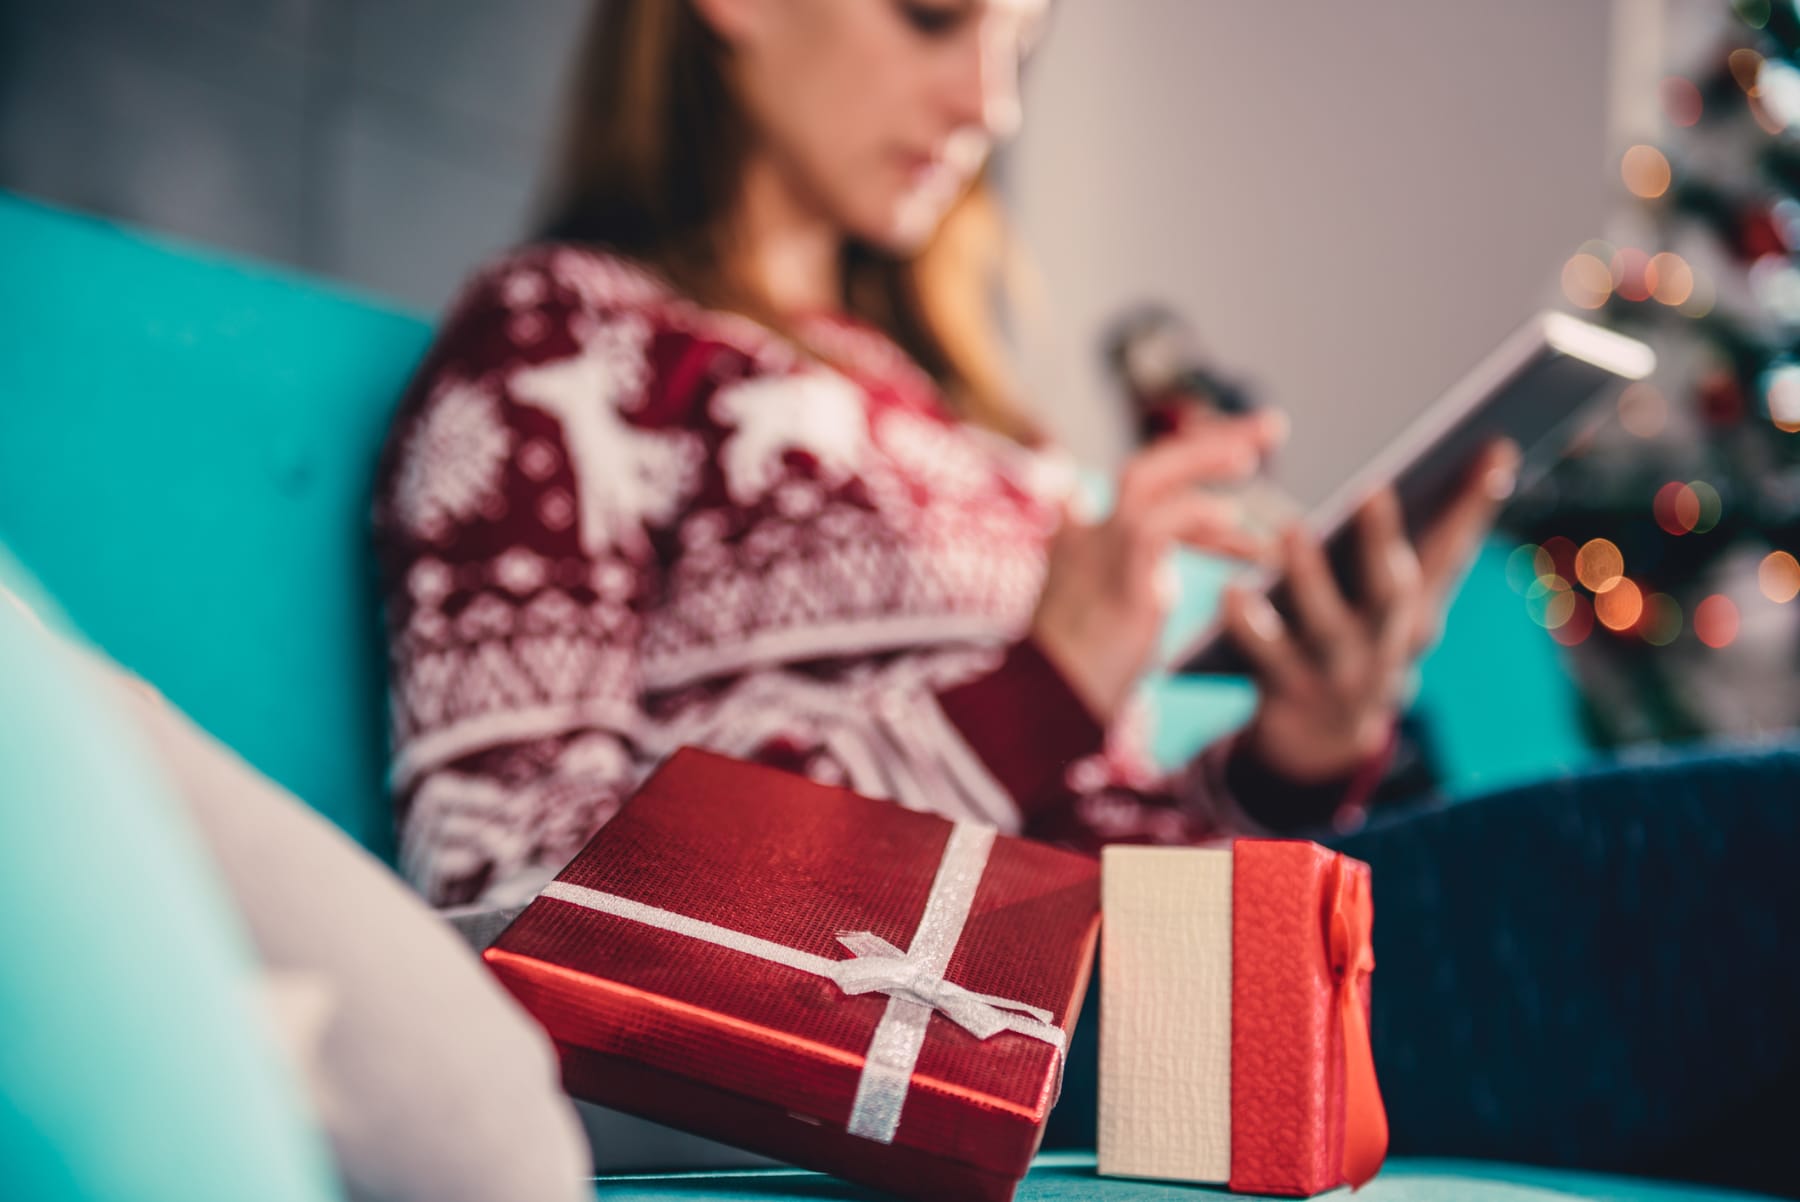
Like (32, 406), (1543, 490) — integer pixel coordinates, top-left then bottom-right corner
(537, 821), (1065, 1144)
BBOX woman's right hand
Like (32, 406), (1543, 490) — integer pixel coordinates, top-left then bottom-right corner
(1031, 411), (1288, 725)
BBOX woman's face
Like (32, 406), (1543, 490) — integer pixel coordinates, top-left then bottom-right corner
(701, 0), (1047, 252)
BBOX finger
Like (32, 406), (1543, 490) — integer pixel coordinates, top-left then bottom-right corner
(1373, 563), (1424, 683)
(1416, 438), (1520, 597)
(1353, 490), (1447, 665)
(1280, 523), (1360, 653)
(1221, 585), (1311, 692)
(1115, 411), (1287, 515)
(1355, 488), (1423, 627)
(1177, 405), (1291, 444)
(1129, 490), (1270, 568)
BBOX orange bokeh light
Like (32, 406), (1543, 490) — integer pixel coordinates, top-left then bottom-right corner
(1622, 145), (1671, 200)
(1562, 253), (1613, 310)
(1595, 578), (1644, 632)
(1576, 538), (1625, 592)
(1767, 367), (1800, 434)
(1760, 550), (1800, 603)
(1649, 253), (1694, 306)
(1730, 48), (1766, 94)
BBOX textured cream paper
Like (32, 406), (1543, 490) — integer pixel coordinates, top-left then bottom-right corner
(1097, 845), (1233, 1183)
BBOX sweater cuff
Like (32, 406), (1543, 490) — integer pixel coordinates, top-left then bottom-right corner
(1223, 722), (1397, 835)
(934, 638), (1107, 817)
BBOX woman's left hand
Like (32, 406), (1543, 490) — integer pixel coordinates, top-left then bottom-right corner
(1219, 439), (1521, 784)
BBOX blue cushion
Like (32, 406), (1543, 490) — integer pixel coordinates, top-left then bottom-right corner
(0, 191), (431, 857)
(0, 544), (343, 1202)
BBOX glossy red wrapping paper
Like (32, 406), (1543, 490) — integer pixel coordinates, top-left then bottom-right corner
(484, 748), (1101, 1202)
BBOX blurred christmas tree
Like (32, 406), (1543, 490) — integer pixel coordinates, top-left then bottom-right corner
(1501, 0), (1800, 747)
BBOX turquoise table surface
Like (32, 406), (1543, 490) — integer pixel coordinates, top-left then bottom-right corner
(590, 1152), (1772, 1201)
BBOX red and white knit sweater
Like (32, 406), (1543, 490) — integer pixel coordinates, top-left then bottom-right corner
(372, 245), (1361, 908)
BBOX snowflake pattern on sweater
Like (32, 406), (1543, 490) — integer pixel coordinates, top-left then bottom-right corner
(372, 244), (1281, 907)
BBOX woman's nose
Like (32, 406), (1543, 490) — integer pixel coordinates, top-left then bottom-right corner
(979, 20), (1023, 140)
(946, 20), (1022, 142)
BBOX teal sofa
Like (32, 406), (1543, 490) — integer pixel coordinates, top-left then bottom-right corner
(3, 191), (1746, 1202)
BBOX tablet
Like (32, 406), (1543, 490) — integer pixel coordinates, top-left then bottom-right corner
(1171, 310), (1656, 676)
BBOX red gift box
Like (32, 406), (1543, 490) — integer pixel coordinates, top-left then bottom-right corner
(484, 748), (1101, 1202)
(1098, 841), (1387, 1195)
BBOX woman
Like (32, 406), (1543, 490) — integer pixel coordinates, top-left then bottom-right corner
(372, 0), (1510, 909)
(373, 1), (1798, 1191)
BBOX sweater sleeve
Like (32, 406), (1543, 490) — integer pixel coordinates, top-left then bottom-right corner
(372, 258), (697, 907)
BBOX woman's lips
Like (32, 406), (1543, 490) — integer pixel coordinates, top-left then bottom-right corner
(899, 151), (946, 186)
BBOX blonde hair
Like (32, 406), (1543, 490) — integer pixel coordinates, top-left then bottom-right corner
(536, 0), (1037, 443)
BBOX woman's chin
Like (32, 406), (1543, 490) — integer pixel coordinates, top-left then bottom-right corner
(874, 199), (951, 257)
(867, 226), (931, 259)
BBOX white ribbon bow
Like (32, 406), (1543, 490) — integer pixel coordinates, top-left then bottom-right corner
(537, 822), (1064, 1144)
(829, 931), (1059, 1042)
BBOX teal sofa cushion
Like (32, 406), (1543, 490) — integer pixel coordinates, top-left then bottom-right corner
(0, 192), (431, 857)
(0, 544), (343, 1202)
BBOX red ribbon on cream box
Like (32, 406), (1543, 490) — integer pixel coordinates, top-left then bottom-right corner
(1098, 841), (1389, 1196)
(483, 748), (1101, 1202)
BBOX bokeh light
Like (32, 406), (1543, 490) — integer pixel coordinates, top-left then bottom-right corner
(1695, 594), (1740, 648)
(1527, 580), (1577, 630)
(1654, 481), (1700, 535)
(1766, 362), (1800, 432)
(1505, 543), (1543, 594)
(1575, 538), (1625, 592)
(1611, 247), (1654, 302)
(1749, 254), (1800, 323)
(1641, 593), (1683, 646)
(1618, 382), (1669, 438)
(1622, 146), (1671, 200)
(1730, 48), (1767, 93)
(1649, 252), (1694, 305)
(1758, 57), (1800, 129)
(1760, 550), (1800, 602)
(1526, 573), (1571, 600)
(1688, 480), (1722, 533)
(1539, 536), (1577, 582)
(1661, 76), (1704, 126)
(1562, 253), (1613, 309)
(1751, 92), (1789, 135)
(1551, 594), (1595, 646)
(1774, 198), (1800, 247)
(1733, 0), (1772, 29)
(1595, 578), (1645, 632)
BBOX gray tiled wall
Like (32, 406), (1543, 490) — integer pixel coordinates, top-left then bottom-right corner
(0, 0), (593, 311)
